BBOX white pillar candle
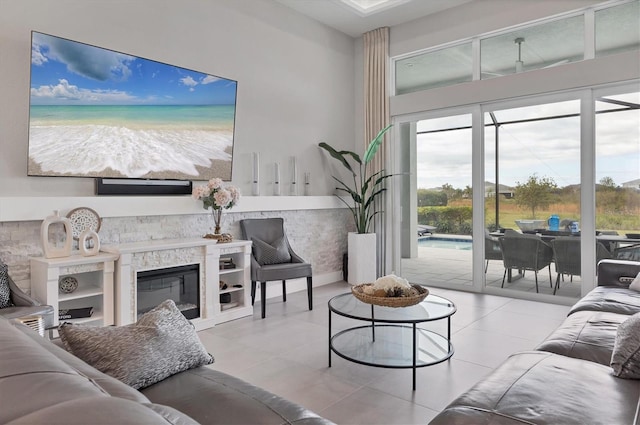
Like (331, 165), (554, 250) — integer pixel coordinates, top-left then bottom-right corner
(292, 157), (297, 183)
(304, 172), (311, 196)
(274, 162), (280, 195)
(252, 152), (260, 196)
(252, 152), (259, 183)
(291, 156), (297, 195)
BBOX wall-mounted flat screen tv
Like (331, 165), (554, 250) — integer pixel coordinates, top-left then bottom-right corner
(28, 31), (237, 181)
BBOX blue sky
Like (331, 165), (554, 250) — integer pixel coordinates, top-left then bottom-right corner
(30, 32), (237, 106)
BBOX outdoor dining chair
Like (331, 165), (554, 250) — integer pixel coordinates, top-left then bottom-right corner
(551, 237), (613, 295)
(485, 229), (503, 272)
(499, 232), (553, 293)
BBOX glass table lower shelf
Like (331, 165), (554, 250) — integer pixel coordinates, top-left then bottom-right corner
(328, 292), (456, 390)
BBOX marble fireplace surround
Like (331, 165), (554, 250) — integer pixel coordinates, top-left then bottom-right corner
(102, 238), (252, 331)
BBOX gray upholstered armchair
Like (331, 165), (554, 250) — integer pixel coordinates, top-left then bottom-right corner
(239, 218), (313, 319)
(0, 261), (54, 329)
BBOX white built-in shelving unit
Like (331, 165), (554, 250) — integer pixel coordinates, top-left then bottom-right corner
(30, 252), (118, 327)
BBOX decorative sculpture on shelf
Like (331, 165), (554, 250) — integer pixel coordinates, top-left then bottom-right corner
(41, 210), (73, 259)
(79, 229), (100, 256)
(58, 276), (78, 294)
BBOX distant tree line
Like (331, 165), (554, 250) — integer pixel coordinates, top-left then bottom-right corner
(418, 206), (473, 235)
(417, 174), (639, 234)
(417, 184), (472, 207)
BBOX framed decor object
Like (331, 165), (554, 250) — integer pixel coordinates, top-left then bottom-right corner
(67, 207), (101, 240)
(41, 210), (73, 259)
(79, 229), (101, 256)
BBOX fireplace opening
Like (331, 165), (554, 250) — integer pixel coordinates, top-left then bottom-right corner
(137, 264), (199, 320)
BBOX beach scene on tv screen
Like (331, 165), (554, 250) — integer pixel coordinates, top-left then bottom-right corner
(28, 32), (237, 181)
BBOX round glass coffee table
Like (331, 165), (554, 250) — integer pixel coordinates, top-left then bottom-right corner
(328, 291), (456, 390)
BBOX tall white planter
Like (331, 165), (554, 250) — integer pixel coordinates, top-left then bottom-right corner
(347, 232), (377, 285)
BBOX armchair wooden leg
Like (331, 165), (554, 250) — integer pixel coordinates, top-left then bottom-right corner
(251, 281), (256, 306)
(501, 269), (507, 287)
(534, 271), (539, 293)
(548, 266), (553, 288)
(261, 281), (267, 319)
(307, 276), (313, 311)
(282, 280), (287, 302)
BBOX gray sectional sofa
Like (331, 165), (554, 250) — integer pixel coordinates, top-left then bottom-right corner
(430, 259), (640, 425)
(0, 315), (334, 424)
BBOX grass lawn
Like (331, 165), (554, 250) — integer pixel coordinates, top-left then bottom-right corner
(484, 198), (639, 234)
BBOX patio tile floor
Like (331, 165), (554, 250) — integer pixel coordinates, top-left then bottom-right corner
(401, 245), (582, 299)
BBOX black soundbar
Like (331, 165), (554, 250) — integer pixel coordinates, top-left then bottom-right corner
(95, 178), (193, 196)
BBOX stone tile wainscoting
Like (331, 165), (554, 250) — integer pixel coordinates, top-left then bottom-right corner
(0, 208), (353, 296)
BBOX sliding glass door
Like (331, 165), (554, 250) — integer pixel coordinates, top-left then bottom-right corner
(483, 98), (581, 298)
(392, 83), (639, 303)
(595, 88), (640, 261)
(399, 113), (474, 289)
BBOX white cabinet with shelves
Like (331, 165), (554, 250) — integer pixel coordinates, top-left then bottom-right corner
(30, 253), (118, 327)
(103, 238), (252, 330)
(216, 243), (252, 324)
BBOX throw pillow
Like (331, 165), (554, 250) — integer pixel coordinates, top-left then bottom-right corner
(629, 272), (640, 292)
(0, 262), (13, 309)
(611, 312), (640, 379)
(59, 299), (213, 389)
(251, 236), (291, 265)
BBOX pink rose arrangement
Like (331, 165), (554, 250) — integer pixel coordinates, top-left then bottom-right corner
(192, 178), (240, 211)
(192, 178), (240, 235)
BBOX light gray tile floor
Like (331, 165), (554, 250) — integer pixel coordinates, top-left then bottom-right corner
(198, 281), (571, 425)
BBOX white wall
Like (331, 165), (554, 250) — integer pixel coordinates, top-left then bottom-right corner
(0, 0), (356, 199)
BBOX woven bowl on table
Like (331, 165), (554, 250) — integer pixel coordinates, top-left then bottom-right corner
(351, 284), (429, 308)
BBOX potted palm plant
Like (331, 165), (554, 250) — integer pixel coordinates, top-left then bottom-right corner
(319, 124), (393, 284)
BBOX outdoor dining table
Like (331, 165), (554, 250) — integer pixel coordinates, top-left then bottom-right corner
(490, 231), (640, 248)
(540, 233), (639, 251)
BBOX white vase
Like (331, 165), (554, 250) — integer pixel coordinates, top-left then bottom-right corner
(347, 232), (377, 285)
(41, 210), (73, 259)
(79, 229), (100, 256)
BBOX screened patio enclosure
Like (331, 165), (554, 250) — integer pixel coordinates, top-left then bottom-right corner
(390, 1), (639, 304)
(395, 89), (640, 303)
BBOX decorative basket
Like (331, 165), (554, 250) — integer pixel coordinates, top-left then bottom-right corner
(351, 284), (429, 308)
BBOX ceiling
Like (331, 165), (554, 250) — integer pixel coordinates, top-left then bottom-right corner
(276, 0), (475, 38)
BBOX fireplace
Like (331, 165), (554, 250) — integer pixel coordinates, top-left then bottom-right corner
(104, 238), (253, 330)
(137, 264), (200, 320)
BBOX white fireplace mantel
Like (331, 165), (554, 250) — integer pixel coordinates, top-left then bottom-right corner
(0, 195), (347, 222)
(102, 238), (253, 331)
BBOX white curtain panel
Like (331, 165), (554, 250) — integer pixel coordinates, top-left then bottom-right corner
(363, 27), (390, 278)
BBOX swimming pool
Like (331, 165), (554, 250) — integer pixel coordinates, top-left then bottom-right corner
(418, 237), (472, 250)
